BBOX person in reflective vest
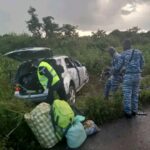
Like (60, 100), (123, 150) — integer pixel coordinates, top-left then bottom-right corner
(38, 60), (67, 104)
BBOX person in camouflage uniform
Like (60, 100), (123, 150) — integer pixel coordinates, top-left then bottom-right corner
(114, 39), (144, 118)
(104, 47), (122, 100)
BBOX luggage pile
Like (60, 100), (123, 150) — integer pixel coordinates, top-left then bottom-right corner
(24, 100), (100, 149)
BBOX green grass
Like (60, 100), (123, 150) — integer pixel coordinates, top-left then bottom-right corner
(0, 78), (150, 149)
(0, 41), (150, 149)
(77, 94), (123, 124)
(76, 75), (150, 125)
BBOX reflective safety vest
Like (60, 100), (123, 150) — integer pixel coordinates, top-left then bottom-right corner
(37, 61), (60, 89)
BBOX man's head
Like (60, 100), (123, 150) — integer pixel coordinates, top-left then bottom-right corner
(123, 39), (131, 51)
(107, 47), (116, 57)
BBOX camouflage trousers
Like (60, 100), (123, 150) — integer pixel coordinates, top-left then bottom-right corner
(104, 75), (122, 98)
(123, 74), (141, 114)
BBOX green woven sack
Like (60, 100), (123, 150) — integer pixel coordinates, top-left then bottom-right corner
(24, 103), (62, 148)
(52, 99), (74, 128)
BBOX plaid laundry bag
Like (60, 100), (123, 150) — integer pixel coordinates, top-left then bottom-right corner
(24, 102), (62, 148)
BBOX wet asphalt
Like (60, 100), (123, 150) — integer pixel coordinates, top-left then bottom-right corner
(79, 108), (150, 150)
(52, 108), (150, 150)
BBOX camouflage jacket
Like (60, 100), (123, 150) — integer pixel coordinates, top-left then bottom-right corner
(114, 49), (144, 74)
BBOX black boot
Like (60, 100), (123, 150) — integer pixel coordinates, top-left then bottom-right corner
(132, 111), (137, 116)
(124, 112), (132, 119)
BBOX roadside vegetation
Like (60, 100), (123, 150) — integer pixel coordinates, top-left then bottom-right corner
(0, 6), (150, 150)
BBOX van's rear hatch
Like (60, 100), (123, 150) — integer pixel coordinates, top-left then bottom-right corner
(4, 47), (53, 61)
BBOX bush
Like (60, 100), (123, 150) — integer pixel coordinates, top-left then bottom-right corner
(0, 99), (42, 150)
(140, 75), (150, 89)
(139, 90), (150, 104)
(77, 92), (123, 125)
(0, 57), (18, 101)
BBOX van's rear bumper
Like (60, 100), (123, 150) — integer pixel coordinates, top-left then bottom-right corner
(14, 91), (48, 102)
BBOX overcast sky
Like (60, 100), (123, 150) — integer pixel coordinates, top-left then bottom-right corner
(0, 0), (150, 35)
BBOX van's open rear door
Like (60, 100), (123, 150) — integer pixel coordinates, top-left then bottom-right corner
(4, 47), (53, 61)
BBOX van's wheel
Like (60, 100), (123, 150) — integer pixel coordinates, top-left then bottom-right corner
(68, 85), (76, 104)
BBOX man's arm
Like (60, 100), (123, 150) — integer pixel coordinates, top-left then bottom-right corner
(112, 55), (124, 74)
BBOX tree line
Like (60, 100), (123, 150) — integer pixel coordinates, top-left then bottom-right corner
(26, 7), (150, 44)
(26, 7), (78, 38)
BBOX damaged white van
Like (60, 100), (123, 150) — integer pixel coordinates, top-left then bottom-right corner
(4, 47), (89, 103)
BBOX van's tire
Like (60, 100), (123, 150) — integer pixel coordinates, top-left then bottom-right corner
(68, 85), (76, 104)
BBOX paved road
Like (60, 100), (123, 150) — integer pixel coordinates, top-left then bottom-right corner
(52, 108), (150, 150)
(79, 108), (150, 150)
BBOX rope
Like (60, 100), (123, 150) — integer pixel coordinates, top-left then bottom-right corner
(6, 116), (23, 138)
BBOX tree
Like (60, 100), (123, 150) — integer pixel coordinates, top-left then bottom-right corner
(61, 24), (78, 37)
(110, 29), (121, 37)
(26, 7), (42, 37)
(128, 26), (140, 33)
(92, 29), (106, 39)
(42, 16), (60, 38)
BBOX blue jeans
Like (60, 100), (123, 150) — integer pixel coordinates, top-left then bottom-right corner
(123, 74), (140, 114)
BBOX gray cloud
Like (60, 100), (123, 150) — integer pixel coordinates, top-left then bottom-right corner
(0, 0), (150, 34)
(0, 10), (10, 33)
(121, 3), (136, 15)
(120, 0), (150, 15)
(44, 0), (150, 30)
(45, 0), (123, 29)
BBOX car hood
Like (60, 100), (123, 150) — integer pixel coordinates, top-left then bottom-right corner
(4, 47), (53, 61)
